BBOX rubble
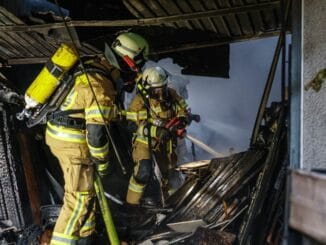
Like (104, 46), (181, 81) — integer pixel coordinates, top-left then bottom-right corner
(127, 102), (287, 244)
(0, 99), (287, 244)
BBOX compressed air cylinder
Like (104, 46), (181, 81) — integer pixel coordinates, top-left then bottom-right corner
(25, 43), (78, 108)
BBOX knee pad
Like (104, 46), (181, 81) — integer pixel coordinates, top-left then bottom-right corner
(134, 159), (152, 184)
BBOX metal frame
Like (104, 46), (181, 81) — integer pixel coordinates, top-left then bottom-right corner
(250, 0), (290, 146)
(284, 0), (303, 244)
(289, 0), (302, 170)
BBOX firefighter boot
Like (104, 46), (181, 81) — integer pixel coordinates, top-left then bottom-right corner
(126, 188), (143, 205)
(126, 159), (152, 205)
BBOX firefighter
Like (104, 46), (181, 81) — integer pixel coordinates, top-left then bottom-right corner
(125, 66), (190, 205)
(46, 32), (149, 245)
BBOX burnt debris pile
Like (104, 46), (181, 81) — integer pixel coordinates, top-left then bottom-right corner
(137, 102), (287, 245)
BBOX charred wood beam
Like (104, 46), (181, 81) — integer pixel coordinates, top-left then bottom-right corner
(238, 105), (287, 244)
(0, 105), (27, 229)
(4, 31), (281, 65)
(151, 31), (282, 55)
(6, 57), (49, 65)
(0, 2), (280, 32)
(16, 133), (41, 225)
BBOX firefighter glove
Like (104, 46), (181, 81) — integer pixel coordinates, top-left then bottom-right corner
(177, 117), (189, 128)
(156, 127), (171, 141)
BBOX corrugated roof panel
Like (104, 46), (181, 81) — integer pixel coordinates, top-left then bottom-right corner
(122, 0), (281, 39)
(0, 0), (283, 69)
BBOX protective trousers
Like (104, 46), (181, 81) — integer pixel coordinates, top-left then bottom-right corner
(126, 140), (176, 205)
(46, 136), (96, 245)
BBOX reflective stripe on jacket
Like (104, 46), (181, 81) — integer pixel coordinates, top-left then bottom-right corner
(46, 58), (118, 162)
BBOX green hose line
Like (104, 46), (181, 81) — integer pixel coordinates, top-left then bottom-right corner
(94, 173), (120, 245)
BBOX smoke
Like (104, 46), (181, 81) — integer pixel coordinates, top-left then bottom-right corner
(138, 36), (285, 162)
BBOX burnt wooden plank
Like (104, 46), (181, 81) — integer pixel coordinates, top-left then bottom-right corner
(159, 0), (191, 29)
(261, 8), (278, 30)
(17, 32), (51, 56)
(79, 44), (101, 56)
(191, 0), (220, 34)
(244, 0), (259, 30)
(145, 0), (178, 28)
(0, 32), (21, 56)
(218, 0), (242, 36)
(151, 30), (280, 55)
(0, 2), (281, 31)
(125, 0), (155, 17)
(17, 133), (41, 225)
(3, 32), (37, 57)
(0, 39), (17, 57)
(122, 0), (143, 18)
(0, 15), (34, 58)
(0, 11), (15, 25)
(0, 6), (24, 25)
(289, 170), (326, 244)
(200, 0), (221, 35)
(206, 0), (231, 37)
(10, 32), (46, 56)
(174, 0), (205, 31)
(233, 0), (255, 35)
(273, 7), (281, 29)
(249, 10), (265, 32)
(7, 57), (48, 65)
(30, 32), (57, 54)
(211, 0), (232, 36)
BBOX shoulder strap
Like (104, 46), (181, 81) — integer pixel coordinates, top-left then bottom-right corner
(47, 109), (84, 121)
(74, 59), (114, 79)
(48, 59), (119, 121)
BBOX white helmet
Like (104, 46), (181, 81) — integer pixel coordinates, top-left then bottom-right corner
(143, 67), (168, 88)
(111, 32), (149, 65)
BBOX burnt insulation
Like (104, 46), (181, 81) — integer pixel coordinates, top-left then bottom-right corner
(0, 104), (30, 229)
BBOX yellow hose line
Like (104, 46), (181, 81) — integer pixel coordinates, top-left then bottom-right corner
(94, 173), (119, 245)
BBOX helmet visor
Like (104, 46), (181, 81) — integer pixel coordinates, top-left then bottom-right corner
(104, 43), (121, 70)
(150, 86), (168, 101)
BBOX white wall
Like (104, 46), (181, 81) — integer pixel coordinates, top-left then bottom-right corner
(302, 0), (326, 169)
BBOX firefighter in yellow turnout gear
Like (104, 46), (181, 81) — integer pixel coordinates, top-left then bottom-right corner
(126, 67), (189, 205)
(46, 57), (118, 245)
(45, 32), (149, 245)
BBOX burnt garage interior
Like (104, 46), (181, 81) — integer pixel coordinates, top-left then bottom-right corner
(0, 0), (325, 244)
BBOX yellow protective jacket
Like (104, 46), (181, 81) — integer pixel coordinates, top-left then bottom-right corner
(46, 57), (119, 166)
(126, 88), (188, 147)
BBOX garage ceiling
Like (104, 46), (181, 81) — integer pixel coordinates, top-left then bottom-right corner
(0, 0), (284, 77)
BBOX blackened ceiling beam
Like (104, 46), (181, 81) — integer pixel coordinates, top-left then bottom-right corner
(0, 1), (280, 32)
(4, 30), (281, 65)
(151, 30), (282, 55)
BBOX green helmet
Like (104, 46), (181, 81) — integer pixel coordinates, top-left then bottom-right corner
(111, 32), (149, 65)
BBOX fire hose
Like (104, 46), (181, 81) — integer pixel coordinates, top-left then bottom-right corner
(185, 134), (225, 158)
(94, 172), (119, 245)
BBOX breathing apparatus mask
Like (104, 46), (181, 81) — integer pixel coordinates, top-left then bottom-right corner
(143, 79), (168, 102)
(141, 66), (171, 107)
